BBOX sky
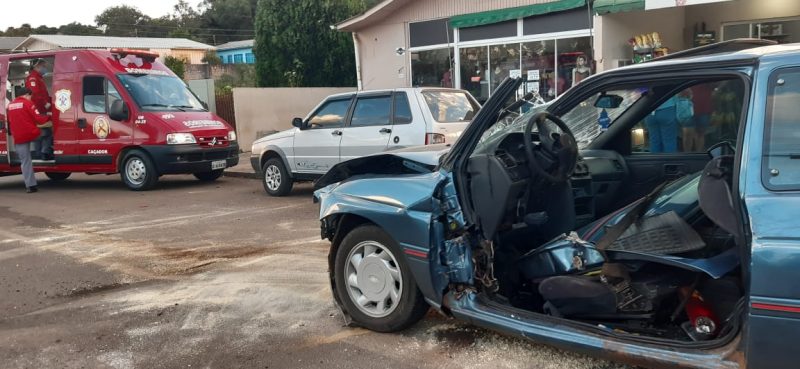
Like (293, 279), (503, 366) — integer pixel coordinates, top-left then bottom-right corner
(1, 0), (204, 30)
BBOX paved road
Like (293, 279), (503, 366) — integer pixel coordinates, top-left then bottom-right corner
(0, 173), (631, 369)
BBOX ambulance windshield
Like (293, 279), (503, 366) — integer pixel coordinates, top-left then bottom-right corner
(118, 74), (206, 112)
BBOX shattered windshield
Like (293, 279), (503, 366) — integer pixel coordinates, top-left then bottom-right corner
(476, 89), (645, 151)
(118, 74), (206, 111)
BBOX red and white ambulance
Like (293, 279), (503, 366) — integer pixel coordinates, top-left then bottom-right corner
(0, 49), (239, 190)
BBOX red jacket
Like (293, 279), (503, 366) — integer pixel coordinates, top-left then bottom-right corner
(7, 97), (48, 144)
(25, 69), (51, 113)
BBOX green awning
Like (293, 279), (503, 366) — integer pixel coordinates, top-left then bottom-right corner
(593, 0), (645, 15)
(449, 0), (586, 29)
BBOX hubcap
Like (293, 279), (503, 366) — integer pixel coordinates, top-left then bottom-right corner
(126, 157), (147, 185)
(264, 164), (281, 191)
(344, 240), (402, 318)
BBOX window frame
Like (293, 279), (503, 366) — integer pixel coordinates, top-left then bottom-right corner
(305, 95), (354, 130)
(762, 66), (800, 191)
(82, 75), (109, 114)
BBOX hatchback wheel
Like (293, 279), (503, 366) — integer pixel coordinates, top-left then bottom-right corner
(194, 169), (224, 181)
(262, 158), (292, 196)
(121, 150), (158, 191)
(334, 225), (429, 332)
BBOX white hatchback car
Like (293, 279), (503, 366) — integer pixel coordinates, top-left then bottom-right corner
(250, 88), (480, 196)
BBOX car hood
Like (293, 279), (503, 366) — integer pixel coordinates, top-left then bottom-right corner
(253, 128), (296, 144)
(145, 111), (233, 133)
(314, 144), (452, 189)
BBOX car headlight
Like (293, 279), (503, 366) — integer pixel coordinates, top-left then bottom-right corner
(227, 130), (237, 141)
(166, 133), (197, 144)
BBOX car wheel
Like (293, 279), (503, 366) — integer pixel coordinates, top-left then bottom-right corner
(262, 158), (292, 196)
(194, 169), (224, 181)
(120, 150), (159, 191)
(334, 225), (429, 332)
(45, 172), (71, 181)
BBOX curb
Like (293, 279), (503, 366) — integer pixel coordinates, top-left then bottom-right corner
(223, 170), (259, 180)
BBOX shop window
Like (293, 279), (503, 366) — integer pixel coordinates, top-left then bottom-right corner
(393, 92), (413, 124)
(489, 44), (521, 94)
(459, 20), (517, 42)
(521, 40), (555, 102)
(409, 18), (453, 48)
(350, 95), (392, 127)
(459, 46), (490, 103)
(233, 54), (243, 64)
(411, 49), (453, 87)
(763, 68), (800, 190)
(308, 98), (352, 129)
(556, 37), (593, 95)
(246, 53), (255, 63)
(723, 18), (800, 44)
(632, 80), (744, 154)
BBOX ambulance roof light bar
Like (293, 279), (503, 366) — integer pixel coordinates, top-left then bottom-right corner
(110, 48), (160, 62)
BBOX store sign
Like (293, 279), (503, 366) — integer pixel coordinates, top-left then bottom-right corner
(645, 0), (732, 10)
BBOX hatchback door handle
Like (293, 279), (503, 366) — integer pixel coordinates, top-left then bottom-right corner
(331, 130), (343, 136)
(379, 128), (392, 134)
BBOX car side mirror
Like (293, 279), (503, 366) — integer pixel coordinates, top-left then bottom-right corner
(292, 117), (306, 130)
(109, 100), (129, 121)
(707, 141), (735, 158)
(594, 94), (624, 109)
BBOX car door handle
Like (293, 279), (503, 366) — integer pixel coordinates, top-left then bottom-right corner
(331, 130), (342, 136)
(663, 164), (685, 176)
(379, 128), (392, 134)
(77, 118), (87, 129)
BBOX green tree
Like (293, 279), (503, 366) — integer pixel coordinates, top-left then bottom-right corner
(199, 0), (257, 44)
(254, 0), (371, 87)
(58, 22), (103, 36)
(95, 5), (151, 37)
(164, 56), (188, 79)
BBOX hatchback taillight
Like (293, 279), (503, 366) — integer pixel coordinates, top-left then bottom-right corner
(425, 133), (445, 145)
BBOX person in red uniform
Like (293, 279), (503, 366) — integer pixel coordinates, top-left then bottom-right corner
(7, 87), (52, 193)
(25, 59), (53, 160)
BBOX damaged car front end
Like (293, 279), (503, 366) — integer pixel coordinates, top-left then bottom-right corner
(312, 41), (800, 369)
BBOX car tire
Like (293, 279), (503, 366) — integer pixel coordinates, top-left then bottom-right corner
(120, 150), (159, 191)
(194, 169), (224, 182)
(262, 158), (292, 196)
(45, 172), (71, 181)
(334, 225), (429, 332)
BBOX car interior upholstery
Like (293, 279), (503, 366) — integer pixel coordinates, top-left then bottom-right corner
(466, 76), (746, 343)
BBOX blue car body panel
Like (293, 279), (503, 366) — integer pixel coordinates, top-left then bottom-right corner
(315, 44), (800, 369)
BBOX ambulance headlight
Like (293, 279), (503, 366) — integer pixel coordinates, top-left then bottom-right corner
(227, 130), (237, 141)
(166, 133), (197, 145)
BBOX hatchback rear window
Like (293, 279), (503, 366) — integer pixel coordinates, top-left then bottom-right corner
(422, 91), (480, 123)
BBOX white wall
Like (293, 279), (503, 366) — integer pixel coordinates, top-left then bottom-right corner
(232, 87), (356, 150)
(594, 6), (687, 72)
(684, 0), (800, 43)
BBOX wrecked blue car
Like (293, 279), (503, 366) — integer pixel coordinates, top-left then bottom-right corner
(314, 40), (800, 369)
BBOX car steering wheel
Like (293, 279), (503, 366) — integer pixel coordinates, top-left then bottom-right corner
(523, 112), (579, 183)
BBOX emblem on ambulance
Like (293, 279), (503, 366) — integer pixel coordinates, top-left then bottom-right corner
(93, 116), (111, 139)
(55, 89), (72, 113)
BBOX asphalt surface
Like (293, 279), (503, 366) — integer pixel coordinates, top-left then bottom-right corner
(0, 173), (633, 369)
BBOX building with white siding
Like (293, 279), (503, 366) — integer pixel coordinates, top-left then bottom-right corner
(13, 35), (215, 65)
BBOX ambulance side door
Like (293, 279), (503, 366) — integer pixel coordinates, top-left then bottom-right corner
(51, 72), (79, 162)
(76, 75), (131, 169)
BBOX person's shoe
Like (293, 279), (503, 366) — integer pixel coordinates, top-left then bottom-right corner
(26, 186), (38, 193)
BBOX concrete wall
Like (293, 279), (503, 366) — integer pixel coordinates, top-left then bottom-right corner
(233, 87), (356, 150)
(594, 6), (687, 72)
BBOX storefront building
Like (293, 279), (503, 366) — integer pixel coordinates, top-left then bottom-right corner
(337, 0), (596, 103)
(338, 0), (800, 101)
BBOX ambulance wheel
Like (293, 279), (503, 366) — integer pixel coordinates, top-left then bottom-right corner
(45, 172), (71, 181)
(262, 158), (292, 196)
(194, 169), (224, 181)
(121, 150), (158, 191)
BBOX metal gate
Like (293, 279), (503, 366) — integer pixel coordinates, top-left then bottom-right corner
(215, 90), (236, 129)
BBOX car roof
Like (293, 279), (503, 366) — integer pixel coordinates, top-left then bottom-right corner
(325, 87), (469, 99)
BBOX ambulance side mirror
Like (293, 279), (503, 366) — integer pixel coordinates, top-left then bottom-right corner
(109, 100), (129, 121)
